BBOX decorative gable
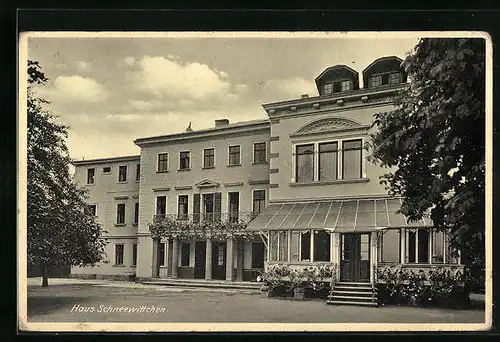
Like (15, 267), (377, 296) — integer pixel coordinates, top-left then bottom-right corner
(291, 117), (367, 136)
(195, 179), (220, 189)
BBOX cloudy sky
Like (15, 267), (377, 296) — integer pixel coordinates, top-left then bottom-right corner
(27, 34), (419, 161)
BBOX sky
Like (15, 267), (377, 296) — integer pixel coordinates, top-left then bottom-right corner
(27, 34), (419, 161)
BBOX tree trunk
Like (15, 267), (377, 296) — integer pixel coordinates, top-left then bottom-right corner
(42, 264), (49, 287)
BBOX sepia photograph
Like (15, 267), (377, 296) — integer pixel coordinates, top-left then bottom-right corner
(18, 31), (492, 332)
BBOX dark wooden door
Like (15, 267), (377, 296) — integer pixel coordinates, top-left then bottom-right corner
(340, 233), (370, 282)
(212, 242), (227, 280)
(194, 241), (206, 279)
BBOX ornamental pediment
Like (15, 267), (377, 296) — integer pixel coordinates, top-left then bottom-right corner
(195, 179), (220, 189)
(291, 117), (365, 136)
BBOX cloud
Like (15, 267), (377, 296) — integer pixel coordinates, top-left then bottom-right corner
(262, 77), (317, 101)
(37, 75), (107, 103)
(75, 61), (91, 72)
(235, 84), (249, 94)
(129, 56), (232, 101)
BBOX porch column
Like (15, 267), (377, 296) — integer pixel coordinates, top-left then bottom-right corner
(226, 237), (234, 281)
(236, 239), (244, 281)
(205, 238), (212, 280)
(171, 238), (178, 279)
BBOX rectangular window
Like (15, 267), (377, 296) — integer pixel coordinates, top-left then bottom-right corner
(381, 229), (401, 263)
(296, 144), (315, 182)
(251, 242), (265, 268)
(132, 244), (137, 266)
(279, 231), (288, 261)
(407, 229), (430, 264)
(252, 190), (266, 213)
(116, 204), (125, 224)
(323, 83), (334, 95)
(253, 142), (267, 163)
(158, 153), (168, 172)
(158, 242), (165, 266)
(432, 230), (445, 263)
(217, 245), (224, 266)
(341, 80), (352, 91)
(102, 166), (111, 174)
(134, 202), (139, 224)
(136, 164), (140, 181)
(290, 231), (300, 262)
(203, 148), (215, 168)
(179, 151), (190, 170)
(269, 231), (278, 261)
(115, 244), (124, 265)
(177, 195), (188, 220)
(228, 192), (239, 223)
(342, 139), (362, 180)
(181, 243), (190, 266)
(156, 196), (166, 218)
(118, 165), (127, 182)
(202, 193), (214, 221)
(370, 75), (382, 87)
(389, 72), (402, 84)
(314, 230), (331, 262)
(88, 204), (97, 217)
(319, 142), (338, 181)
(228, 145), (241, 165)
(300, 231), (311, 261)
(87, 168), (95, 184)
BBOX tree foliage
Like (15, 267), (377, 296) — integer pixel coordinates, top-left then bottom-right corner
(27, 61), (107, 286)
(369, 38), (485, 286)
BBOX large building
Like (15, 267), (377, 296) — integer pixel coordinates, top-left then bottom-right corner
(71, 56), (461, 285)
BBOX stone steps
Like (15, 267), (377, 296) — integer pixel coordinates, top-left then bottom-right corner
(327, 282), (378, 307)
(141, 278), (262, 291)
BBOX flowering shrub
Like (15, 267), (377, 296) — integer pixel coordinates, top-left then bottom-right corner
(377, 265), (465, 307)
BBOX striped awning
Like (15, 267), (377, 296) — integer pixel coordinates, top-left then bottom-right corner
(246, 197), (431, 232)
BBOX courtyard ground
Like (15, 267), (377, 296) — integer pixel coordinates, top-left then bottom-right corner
(25, 278), (485, 324)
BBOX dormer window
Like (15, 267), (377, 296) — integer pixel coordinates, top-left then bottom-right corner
(341, 80), (353, 92)
(323, 83), (334, 95)
(388, 72), (402, 85)
(370, 75), (382, 88)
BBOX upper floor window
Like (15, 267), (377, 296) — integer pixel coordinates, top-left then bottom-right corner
(370, 75), (382, 88)
(342, 139), (363, 180)
(116, 203), (126, 224)
(388, 72), (402, 85)
(102, 166), (111, 174)
(156, 196), (167, 218)
(203, 148), (215, 168)
(253, 190), (266, 213)
(135, 164), (140, 181)
(294, 138), (364, 183)
(296, 144), (315, 183)
(88, 204), (97, 217)
(178, 195), (188, 220)
(228, 192), (239, 222)
(118, 165), (127, 182)
(158, 153), (168, 172)
(228, 145), (241, 166)
(319, 142), (338, 181)
(134, 202), (139, 225)
(253, 142), (267, 164)
(179, 151), (190, 170)
(87, 168), (95, 184)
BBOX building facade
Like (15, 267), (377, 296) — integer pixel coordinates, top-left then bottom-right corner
(71, 56), (461, 283)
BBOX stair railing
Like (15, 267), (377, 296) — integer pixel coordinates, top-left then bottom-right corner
(372, 263), (377, 304)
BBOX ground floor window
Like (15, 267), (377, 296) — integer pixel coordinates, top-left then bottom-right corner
(115, 244), (124, 265)
(132, 244), (137, 266)
(181, 242), (190, 266)
(401, 228), (459, 264)
(313, 230), (331, 262)
(251, 242), (265, 268)
(300, 231), (311, 261)
(158, 242), (165, 266)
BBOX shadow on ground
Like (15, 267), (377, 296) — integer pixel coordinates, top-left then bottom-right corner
(27, 296), (92, 318)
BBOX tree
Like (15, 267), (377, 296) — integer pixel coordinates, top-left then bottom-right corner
(27, 61), (107, 287)
(369, 38), (486, 291)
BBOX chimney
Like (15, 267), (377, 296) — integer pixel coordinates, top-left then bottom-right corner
(215, 119), (229, 127)
(301, 94), (309, 99)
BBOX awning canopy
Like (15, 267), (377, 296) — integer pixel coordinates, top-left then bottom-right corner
(246, 198), (431, 232)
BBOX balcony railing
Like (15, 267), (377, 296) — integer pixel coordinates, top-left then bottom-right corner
(153, 211), (259, 225)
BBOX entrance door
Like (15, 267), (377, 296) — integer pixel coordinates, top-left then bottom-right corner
(194, 241), (206, 279)
(340, 233), (370, 282)
(212, 242), (227, 280)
